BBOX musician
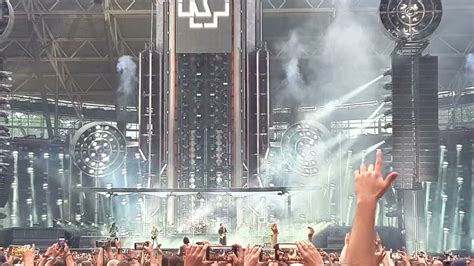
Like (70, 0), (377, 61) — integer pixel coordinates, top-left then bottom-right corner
(218, 223), (227, 245)
(270, 223), (278, 247)
(109, 222), (118, 238)
(178, 237), (190, 257)
(151, 226), (159, 247)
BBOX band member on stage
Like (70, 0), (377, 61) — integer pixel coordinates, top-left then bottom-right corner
(270, 223), (279, 247)
(109, 222), (118, 238)
(218, 223), (227, 245)
(178, 237), (190, 257)
(151, 226), (159, 247)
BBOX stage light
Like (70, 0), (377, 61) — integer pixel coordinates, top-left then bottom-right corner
(281, 121), (329, 177)
(383, 110), (393, 116)
(42, 183), (48, 190)
(383, 123), (392, 129)
(71, 122), (126, 177)
(383, 82), (393, 90)
(379, 0), (443, 42)
(26, 198), (32, 205)
(383, 95), (392, 103)
(121, 198), (127, 205)
(456, 144), (462, 152)
(43, 153), (49, 159)
(106, 183), (113, 190)
(56, 199), (63, 205)
(456, 177), (464, 186)
(383, 69), (392, 77)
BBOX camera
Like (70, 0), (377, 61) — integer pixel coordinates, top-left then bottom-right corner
(275, 243), (303, 262)
(205, 246), (237, 262)
(134, 242), (149, 250)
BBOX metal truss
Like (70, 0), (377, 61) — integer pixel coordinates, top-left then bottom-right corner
(4, 0), (153, 106)
(2, 0), (472, 109)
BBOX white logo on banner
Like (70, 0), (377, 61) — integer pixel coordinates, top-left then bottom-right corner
(177, 0), (229, 29)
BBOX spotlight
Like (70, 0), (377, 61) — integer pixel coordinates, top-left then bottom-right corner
(383, 109), (393, 116)
(383, 123), (392, 129)
(383, 82), (393, 90)
(0, 71), (12, 81)
(383, 95), (392, 103)
(383, 69), (392, 77)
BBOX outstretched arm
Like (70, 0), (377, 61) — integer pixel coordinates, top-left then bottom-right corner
(341, 150), (397, 265)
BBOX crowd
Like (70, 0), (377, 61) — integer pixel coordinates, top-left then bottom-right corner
(0, 150), (472, 265)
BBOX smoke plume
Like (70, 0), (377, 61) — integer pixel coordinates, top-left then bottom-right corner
(466, 53), (474, 84)
(117, 55), (138, 108)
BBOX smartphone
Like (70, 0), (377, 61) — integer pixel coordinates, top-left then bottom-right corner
(95, 240), (108, 248)
(109, 238), (119, 247)
(259, 248), (276, 262)
(390, 252), (402, 260)
(205, 246), (236, 261)
(134, 242), (149, 250)
(58, 238), (66, 249)
(275, 243), (303, 262)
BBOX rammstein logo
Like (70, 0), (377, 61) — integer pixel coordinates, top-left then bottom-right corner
(177, 0), (230, 29)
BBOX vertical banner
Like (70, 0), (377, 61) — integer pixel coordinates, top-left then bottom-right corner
(175, 0), (232, 53)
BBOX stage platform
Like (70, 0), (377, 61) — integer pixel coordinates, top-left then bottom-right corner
(72, 186), (323, 197)
(0, 225), (405, 250)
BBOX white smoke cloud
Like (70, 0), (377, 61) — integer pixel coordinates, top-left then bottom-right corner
(466, 53), (474, 84)
(117, 55), (138, 107)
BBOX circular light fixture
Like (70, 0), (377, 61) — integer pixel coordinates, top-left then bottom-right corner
(379, 0), (442, 42)
(0, 0), (14, 43)
(71, 122), (126, 177)
(280, 121), (329, 177)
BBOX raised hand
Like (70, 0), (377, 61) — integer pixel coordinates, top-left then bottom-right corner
(22, 244), (36, 266)
(342, 149), (398, 265)
(230, 245), (244, 266)
(184, 244), (208, 266)
(296, 241), (323, 266)
(354, 149), (398, 203)
(243, 245), (261, 266)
